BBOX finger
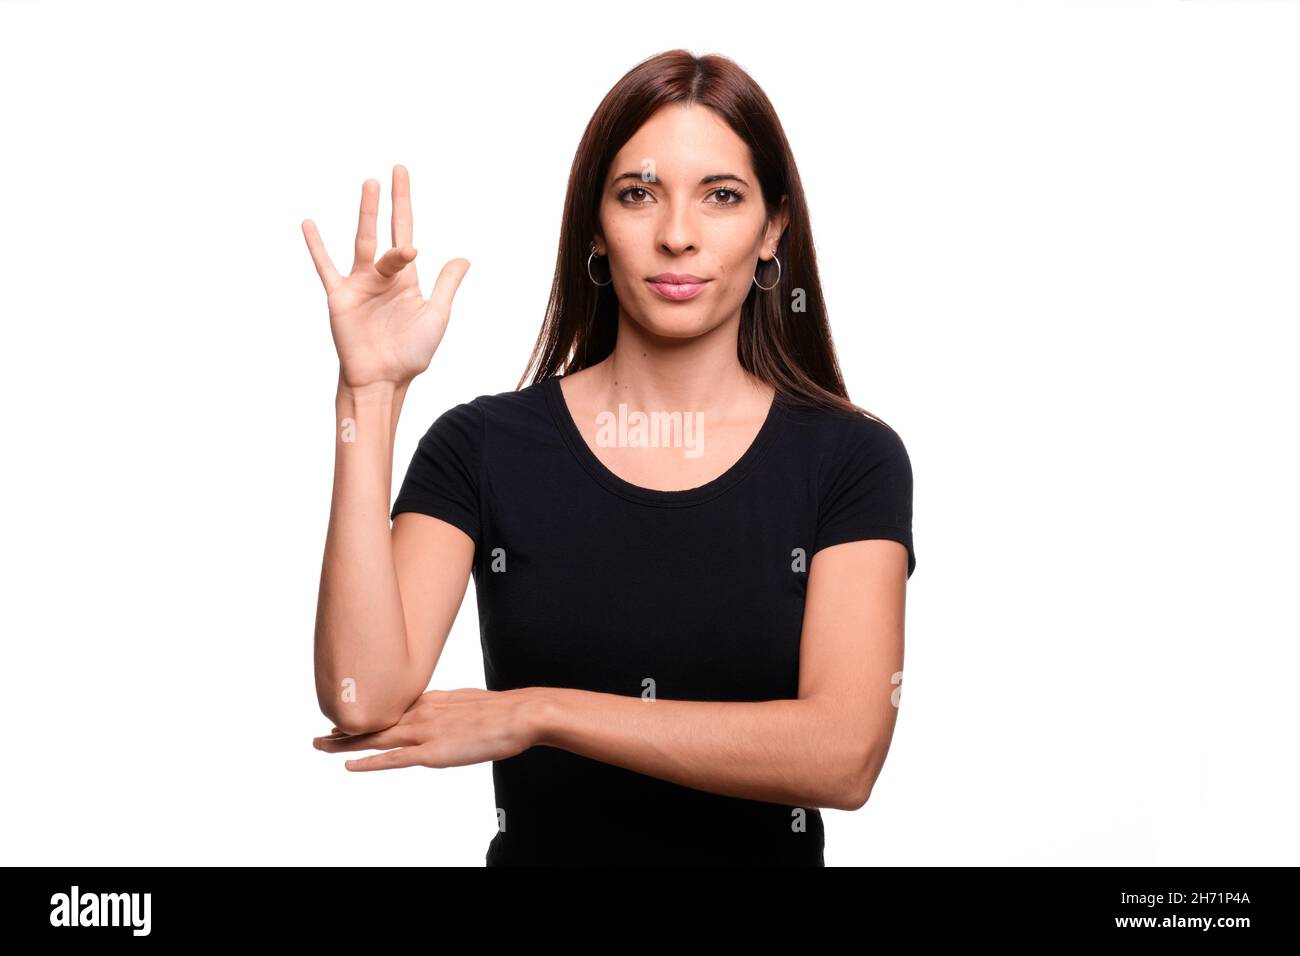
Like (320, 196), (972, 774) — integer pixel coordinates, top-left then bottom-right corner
(315, 730), (377, 751)
(351, 178), (380, 274)
(375, 246), (417, 279)
(345, 747), (426, 771)
(391, 164), (413, 250)
(315, 723), (415, 751)
(301, 220), (342, 294)
(426, 257), (471, 313)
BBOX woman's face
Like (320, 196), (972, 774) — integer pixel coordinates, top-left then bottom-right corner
(595, 104), (788, 339)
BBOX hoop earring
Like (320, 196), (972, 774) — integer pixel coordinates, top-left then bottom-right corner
(753, 253), (781, 291)
(588, 242), (611, 287)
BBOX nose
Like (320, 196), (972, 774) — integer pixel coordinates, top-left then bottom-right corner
(655, 201), (698, 255)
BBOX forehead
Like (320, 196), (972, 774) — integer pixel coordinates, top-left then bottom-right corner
(607, 104), (755, 183)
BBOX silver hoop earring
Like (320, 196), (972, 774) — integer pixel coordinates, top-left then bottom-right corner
(588, 242), (611, 287)
(753, 253), (781, 291)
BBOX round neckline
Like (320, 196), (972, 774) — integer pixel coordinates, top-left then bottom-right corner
(544, 374), (786, 507)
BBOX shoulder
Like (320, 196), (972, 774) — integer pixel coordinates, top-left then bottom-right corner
(779, 401), (912, 478)
(466, 378), (549, 414)
(426, 379), (549, 423)
(418, 379), (554, 456)
(791, 402), (916, 575)
(460, 379), (553, 433)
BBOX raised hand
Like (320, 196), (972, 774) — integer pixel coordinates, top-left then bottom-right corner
(302, 165), (469, 390)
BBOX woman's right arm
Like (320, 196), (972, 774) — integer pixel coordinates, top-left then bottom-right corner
(303, 165), (472, 735)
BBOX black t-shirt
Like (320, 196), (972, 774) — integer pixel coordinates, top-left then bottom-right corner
(390, 375), (916, 866)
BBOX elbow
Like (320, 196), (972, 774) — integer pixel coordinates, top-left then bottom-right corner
(823, 774), (870, 812)
(330, 709), (390, 737)
(829, 744), (880, 812)
(316, 673), (411, 736)
(320, 699), (401, 737)
(838, 778), (873, 812)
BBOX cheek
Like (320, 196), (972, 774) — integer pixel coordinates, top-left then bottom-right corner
(716, 228), (762, 286)
(720, 254), (752, 295)
(721, 260), (743, 295)
(603, 222), (644, 263)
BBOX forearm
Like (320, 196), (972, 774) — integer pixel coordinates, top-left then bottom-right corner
(385, 375), (410, 448)
(314, 376), (417, 733)
(529, 688), (868, 812)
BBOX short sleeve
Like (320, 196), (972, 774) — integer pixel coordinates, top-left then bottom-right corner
(812, 417), (916, 578)
(390, 400), (483, 546)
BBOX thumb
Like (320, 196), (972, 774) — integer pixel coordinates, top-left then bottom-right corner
(426, 257), (471, 313)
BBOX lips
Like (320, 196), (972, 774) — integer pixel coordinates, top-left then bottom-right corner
(646, 274), (710, 301)
(648, 273), (707, 284)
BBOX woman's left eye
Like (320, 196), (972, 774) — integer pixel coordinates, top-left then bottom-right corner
(709, 188), (744, 205)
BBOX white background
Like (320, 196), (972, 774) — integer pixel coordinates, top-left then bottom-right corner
(2, 0), (1296, 866)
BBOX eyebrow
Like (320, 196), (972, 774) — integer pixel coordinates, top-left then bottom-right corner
(609, 171), (751, 188)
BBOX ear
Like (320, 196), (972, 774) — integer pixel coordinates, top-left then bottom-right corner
(763, 195), (790, 258)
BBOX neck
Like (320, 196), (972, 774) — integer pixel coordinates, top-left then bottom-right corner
(587, 307), (770, 416)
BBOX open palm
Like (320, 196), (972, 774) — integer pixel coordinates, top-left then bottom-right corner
(302, 165), (469, 389)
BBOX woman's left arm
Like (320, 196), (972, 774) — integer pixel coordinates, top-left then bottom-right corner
(315, 538), (907, 812)
(532, 538), (908, 812)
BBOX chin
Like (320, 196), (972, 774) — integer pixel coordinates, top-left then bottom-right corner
(634, 310), (721, 341)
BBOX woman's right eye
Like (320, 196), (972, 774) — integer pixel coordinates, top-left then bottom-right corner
(617, 186), (650, 205)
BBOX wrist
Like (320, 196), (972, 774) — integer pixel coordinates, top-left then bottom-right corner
(519, 686), (562, 748)
(336, 375), (407, 406)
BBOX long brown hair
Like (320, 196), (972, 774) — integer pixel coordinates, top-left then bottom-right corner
(518, 49), (885, 424)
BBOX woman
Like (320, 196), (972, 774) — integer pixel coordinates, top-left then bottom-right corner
(303, 49), (915, 867)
